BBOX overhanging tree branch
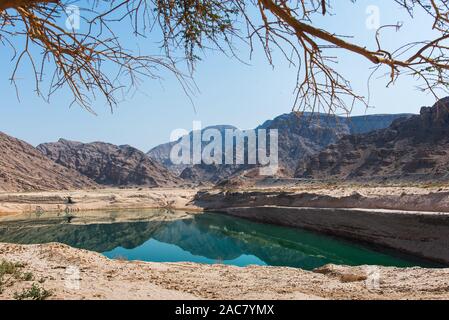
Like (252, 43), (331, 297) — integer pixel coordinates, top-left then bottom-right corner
(0, 0), (59, 11)
(1, 0), (449, 114)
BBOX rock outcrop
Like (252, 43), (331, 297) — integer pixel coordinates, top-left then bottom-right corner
(258, 112), (411, 176)
(0, 132), (97, 192)
(37, 139), (181, 187)
(295, 98), (449, 181)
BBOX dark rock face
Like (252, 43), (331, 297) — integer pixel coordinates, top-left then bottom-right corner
(37, 139), (181, 187)
(0, 132), (98, 192)
(257, 112), (411, 176)
(148, 113), (411, 183)
(295, 98), (449, 181)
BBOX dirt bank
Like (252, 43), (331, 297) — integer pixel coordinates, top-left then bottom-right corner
(223, 206), (449, 265)
(1, 243), (449, 300)
(195, 186), (449, 213)
(195, 187), (449, 264)
(0, 188), (201, 215)
(4, 185), (449, 216)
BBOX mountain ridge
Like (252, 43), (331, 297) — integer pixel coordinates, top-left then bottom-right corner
(37, 139), (182, 187)
(295, 98), (449, 182)
(148, 112), (413, 183)
(0, 132), (98, 192)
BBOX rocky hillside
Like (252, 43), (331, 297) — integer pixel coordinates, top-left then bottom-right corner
(295, 98), (449, 182)
(0, 132), (97, 192)
(37, 139), (181, 187)
(258, 112), (411, 176)
(147, 125), (237, 176)
(148, 113), (411, 183)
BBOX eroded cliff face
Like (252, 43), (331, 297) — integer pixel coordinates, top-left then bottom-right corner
(0, 132), (97, 192)
(37, 139), (181, 187)
(296, 98), (449, 182)
(194, 188), (449, 213)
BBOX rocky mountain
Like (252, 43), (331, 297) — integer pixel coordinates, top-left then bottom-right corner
(179, 164), (246, 185)
(147, 125), (237, 176)
(295, 98), (449, 182)
(0, 132), (98, 192)
(148, 113), (411, 183)
(37, 139), (181, 187)
(257, 112), (412, 176)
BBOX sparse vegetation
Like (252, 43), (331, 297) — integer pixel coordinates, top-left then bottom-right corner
(0, 259), (51, 299)
(0, 260), (23, 276)
(21, 272), (34, 282)
(13, 283), (53, 300)
(0, 260), (25, 293)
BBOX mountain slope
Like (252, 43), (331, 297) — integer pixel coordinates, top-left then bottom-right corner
(257, 112), (412, 176)
(37, 139), (181, 187)
(295, 98), (449, 181)
(148, 113), (411, 183)
(0, 132), (98, 192)
(147, 125), (237, 176)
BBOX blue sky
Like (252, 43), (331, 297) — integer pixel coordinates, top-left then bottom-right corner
(0, 1), (440, 152)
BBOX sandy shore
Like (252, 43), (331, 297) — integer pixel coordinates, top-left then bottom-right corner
(2, 185), (449, 216)
(3, 185), (449, 215)
(0, 188), (201, 215)
(1, 243), (449, 300)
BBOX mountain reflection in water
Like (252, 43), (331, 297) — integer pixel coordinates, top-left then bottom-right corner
(0, 210), (435, 270)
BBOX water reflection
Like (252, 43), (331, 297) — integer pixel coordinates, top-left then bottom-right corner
(0, 210), (436, 270)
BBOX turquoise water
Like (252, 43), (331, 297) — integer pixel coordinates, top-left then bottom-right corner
(0, 210), (438, 270)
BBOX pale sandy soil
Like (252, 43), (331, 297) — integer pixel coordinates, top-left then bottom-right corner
(2, 185), (449, 216)
(1, 243), (449, 300)
(0, 188), (201, 215)
(221, 183), (449, 198)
